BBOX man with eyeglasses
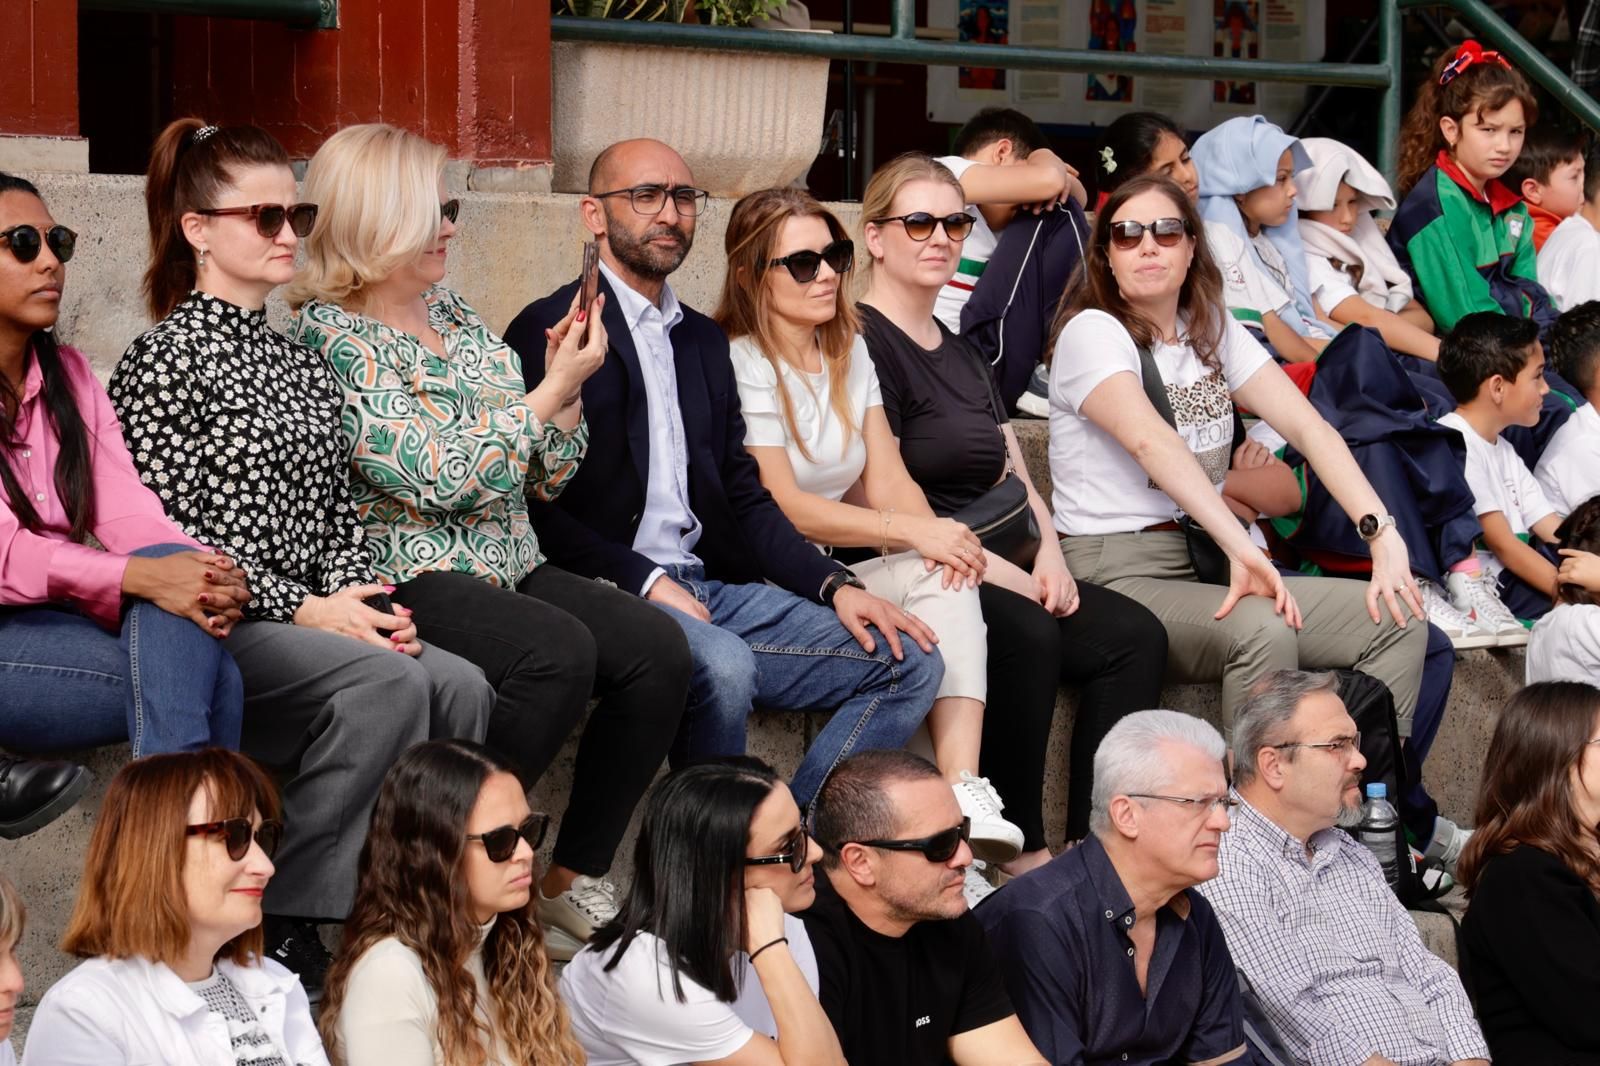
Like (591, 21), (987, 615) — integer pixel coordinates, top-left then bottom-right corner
(1199, 670), (1488, 1066)
(976, 709), (1253, 1066)
(506, 139), (942, 822)
(801, 749), (1047, 1066)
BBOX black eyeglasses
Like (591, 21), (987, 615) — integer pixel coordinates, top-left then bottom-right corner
(0, 224), (76, 264)
(196, 202), (318, 239)
(1126, 794), (1239, 817)
(186, 817), (284, 861)
(844, 817), (971, 863)
(745, 825), (811, 874)
(768, 239), (854, 284)
(1108, 217), (1192, 250)
(440, 199), (461, 224)
(593, 184), (710, 218)
(466, 812), (550, 863)
(1270, 733), (1362, 755)
(870, 212), (975, 242)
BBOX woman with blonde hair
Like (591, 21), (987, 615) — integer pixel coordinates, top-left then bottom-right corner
(320, 739), (583, 1066)
(24, 748), (326, 1065)
(854, 152), (1169, 864)
(715, 186), (1021, 897)
(0, 873), (24, 1064)
(288, 124), (690, 958)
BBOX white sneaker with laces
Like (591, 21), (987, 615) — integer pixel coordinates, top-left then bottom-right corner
(1448, 571), (1529, 645)
(1419, 579), (1496, 649)
(538, 875), (619, 961)
(963, 860), (997, 909)
(953, 771), (1025, 863)
(1423, 816), (1473, 876)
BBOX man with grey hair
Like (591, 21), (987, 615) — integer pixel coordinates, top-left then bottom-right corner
(1199, 669), (1488, 1066)
(977, 710), (1251, 1065)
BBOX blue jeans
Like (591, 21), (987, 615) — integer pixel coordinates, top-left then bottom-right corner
(0, 543), (244, 757)
(654, 564), (942, 807)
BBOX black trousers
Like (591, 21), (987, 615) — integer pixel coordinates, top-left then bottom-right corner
(393, 564), (691, 875)
(978, 580), (1169, 848)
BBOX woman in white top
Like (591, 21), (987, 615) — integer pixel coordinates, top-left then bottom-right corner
(318, 739), (580, 1066)
(1047, 173), (1429, 724)
(0, 872), (23, 1066)
(560, 759), (844, 1066)
(24, 749), (325, 1066)
(1529, 499), (1600, 684)
(712, 186), (1022, 887)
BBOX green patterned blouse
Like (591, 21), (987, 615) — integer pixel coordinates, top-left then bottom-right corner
(291, 287), (587, 588)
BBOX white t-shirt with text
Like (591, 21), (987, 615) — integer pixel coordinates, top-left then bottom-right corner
(933, 155), (1001, 334)
(1534, 401), (1600, 516)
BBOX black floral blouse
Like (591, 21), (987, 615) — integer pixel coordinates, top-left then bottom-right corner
(109, 291), (376, 623)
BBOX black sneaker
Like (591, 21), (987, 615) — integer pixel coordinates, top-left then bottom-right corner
(0, 755), (91, 839)
(264, 917), (333, 1002)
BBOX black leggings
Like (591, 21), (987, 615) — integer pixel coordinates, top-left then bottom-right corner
(393, 564), (691, 875)
(978, 580), (1169, 849)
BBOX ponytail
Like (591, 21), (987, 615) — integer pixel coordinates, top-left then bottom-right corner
(142, 118), (292, 319)
(1396, 42), (1539, 199)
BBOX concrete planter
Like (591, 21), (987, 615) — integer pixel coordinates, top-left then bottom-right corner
(551, 37), (830, 198)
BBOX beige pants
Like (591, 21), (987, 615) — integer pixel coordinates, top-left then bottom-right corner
(1059, 530), (1426, 734)
(849, 550), (987, 702)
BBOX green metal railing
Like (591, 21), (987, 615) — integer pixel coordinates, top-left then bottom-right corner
(79, 0), (336, 30)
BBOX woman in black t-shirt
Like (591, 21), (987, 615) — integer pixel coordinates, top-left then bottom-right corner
(855, 152), (1169, 867)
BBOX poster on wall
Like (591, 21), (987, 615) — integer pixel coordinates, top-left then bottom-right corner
(928, 0), (1324, 133)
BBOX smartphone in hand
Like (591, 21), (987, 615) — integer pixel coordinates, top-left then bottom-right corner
(578, 239), (601, 321)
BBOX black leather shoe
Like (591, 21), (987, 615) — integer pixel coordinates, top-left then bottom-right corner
(0, 755), (92, 839)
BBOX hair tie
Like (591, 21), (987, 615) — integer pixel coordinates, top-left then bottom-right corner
(1100, 146), (1118, 174)
(191, 125), (219, 145)
(1439, 40), (1512, 86)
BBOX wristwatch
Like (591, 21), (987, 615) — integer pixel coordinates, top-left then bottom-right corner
(820, 570), (867, 607)
(1357, 513), (1397, 542)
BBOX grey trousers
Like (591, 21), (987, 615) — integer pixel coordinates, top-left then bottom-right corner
(225, 621), (495, 918)
(1058, 531), (1428, 734)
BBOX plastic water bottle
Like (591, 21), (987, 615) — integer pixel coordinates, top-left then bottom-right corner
(1358, 782), (1401, 887)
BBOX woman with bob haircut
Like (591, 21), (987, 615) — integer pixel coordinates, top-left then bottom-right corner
(288, 123), (690, 957)
(559, 759), (844, 1066)
(714, 185), (1024, 889)
(24, 748), (328, 1066)
(319, 739), (582, 1066)
(1046, 173), (1427, 725)
(112, 116), (495, 990)
(0, 872), (24, 1064)
(853, 151), (1170, 865)
(1457, 680), (1600, 1063)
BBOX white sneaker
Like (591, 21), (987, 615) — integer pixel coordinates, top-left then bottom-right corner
(953, 771), (1025, 863)
(963, 860), (997, 909)
(537, 875), (619, 961)
(1447, 571), (1529, 646)
(1014, 363), (1050, 418)
(1419, 579), (1496, 649)
(1423, 816), (1473, 876)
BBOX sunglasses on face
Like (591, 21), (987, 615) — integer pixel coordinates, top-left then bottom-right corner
(1, 224), (77, 264)
(186, 817), (284, 861)
(466, 812), (550, 863)
(847, 816), (972, 863)
(440, 199), (461, 224)
(870, 212), (975, 242)
(745, 825), (811, 874)
(196, 202), (319, 239)
(768, 239), (854, 284)
(1108, 217), (1192, 250)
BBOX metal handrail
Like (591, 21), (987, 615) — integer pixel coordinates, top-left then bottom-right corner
(79, 0), (336, 29)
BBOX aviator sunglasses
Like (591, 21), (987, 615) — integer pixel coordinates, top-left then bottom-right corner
(744, 825), (812, 874)
(186, 817), (284, 861)
(870, 212), (976, 242)
(1108, 217), (1192, 250)
(0, 224), (77, 264)
(769, 239), (854, 284)
(196, 202), (319, 239)
(842, 816), (971, 863)
(467, 812), (551, 862)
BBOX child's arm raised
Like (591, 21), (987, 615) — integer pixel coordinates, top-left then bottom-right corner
(954, 148), (1084, 211)
(1482, 509), (1560, 594)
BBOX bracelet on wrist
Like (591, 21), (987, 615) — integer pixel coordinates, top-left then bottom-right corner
(750, 936), (788, 962)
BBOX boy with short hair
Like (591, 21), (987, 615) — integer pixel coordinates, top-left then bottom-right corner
(1437, 312), (1563, 636)
(1503, 125), (1587, 252)
(1537, 142), (1600, 310)
(1535, 300), (1600, 514)
(935, 108), (1088, 415)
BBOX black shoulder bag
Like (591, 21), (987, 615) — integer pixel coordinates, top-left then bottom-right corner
(949, 347), (1041, 567)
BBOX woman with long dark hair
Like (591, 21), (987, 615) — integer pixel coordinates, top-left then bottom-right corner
(0, 171), (244, 780)
(1457, 681), (1600, 1063)
(560, 760), (845, 1066)
(319, 740), (582, 1066)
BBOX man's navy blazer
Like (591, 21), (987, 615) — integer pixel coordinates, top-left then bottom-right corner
(503, 273), (843, 602)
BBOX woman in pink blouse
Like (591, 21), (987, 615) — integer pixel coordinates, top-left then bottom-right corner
(0, 172), (245, 793)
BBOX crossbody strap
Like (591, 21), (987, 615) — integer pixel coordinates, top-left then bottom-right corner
(963, 335), (1016, 478)
(1136, 342), (1179, 431)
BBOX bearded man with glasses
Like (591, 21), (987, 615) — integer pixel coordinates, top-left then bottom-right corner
(1199, 669), (1489, 1066)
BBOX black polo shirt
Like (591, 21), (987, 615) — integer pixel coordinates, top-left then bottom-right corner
(800, 871), (1015, 1065)
(975, 834), (1250, 1066)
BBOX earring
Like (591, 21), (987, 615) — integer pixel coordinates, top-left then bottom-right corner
(197, 248), (208, 269)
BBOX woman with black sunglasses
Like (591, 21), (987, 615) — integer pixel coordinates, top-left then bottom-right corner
(560, 759), (845, 1066)
(854, 152), (1170, 869)
(110, 119), (495, 994)
(318, 739), (582, 1066)
(26, 747), (329, 1066)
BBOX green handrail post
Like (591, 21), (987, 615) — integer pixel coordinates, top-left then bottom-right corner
(78, 0), (336, 29)
(1377, 0), (1403, 185)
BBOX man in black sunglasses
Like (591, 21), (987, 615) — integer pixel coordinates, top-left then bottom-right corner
(800, 750), (1046, 1066)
